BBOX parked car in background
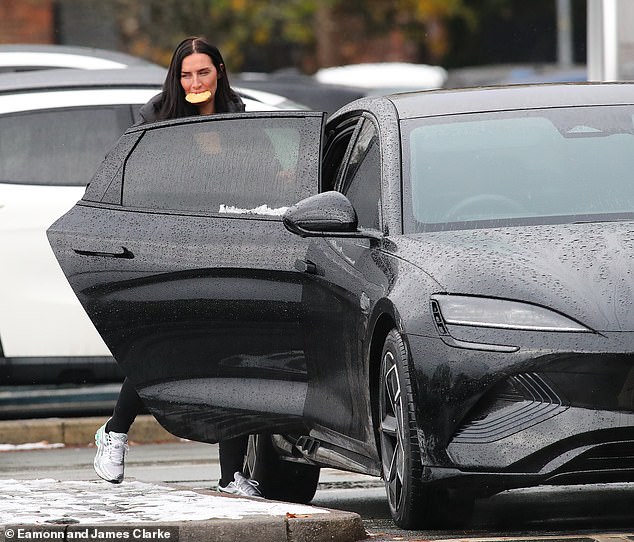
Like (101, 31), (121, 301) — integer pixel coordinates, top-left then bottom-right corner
(0, 43), (308, 110)
(500, 64), (587, 84)
(234, 70), (366, 114)
(0, 43), (161, 72)
(0, 67), (164, 393)
(444, 63), (586, 88)
(314, 61), (447, 94)
(0, 67), (302, 405)
(49, 82), (634, 527)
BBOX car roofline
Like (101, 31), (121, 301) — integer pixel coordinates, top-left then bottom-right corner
(0, 67), (167, 95)
(387, 81), (634, 119)
(0, 44), (158, 67)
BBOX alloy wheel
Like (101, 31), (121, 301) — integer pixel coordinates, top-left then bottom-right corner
(380, 349), (406, 512)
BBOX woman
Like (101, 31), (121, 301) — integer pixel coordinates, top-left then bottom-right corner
(137, 37), (245, 122)
(93, 37), (259, 498)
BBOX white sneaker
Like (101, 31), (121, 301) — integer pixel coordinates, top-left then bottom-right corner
(218, 472), (262, 497)
(94, 421), (128, 484)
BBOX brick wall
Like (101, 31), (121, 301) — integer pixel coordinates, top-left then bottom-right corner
(0, 0), (54, 44)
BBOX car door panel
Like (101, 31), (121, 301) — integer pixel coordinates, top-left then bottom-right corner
(301, 237), (391, 459)
(51, 205), (311, 442)
(49, 112), (325, 443)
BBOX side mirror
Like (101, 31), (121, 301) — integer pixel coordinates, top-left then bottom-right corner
(283, 191), (383, 240)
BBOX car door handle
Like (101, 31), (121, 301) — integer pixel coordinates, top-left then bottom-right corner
(295, 259), (317, 274)
(73, 246), (134, 259)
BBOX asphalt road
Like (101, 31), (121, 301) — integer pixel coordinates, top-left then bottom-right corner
(2, 440), (634, 541)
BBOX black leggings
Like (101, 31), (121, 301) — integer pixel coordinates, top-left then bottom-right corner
(106, 378), (144, 433)
(218, 434), (249, 486)
(106, 377), (248, 486)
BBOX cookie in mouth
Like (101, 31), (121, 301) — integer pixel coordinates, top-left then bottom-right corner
(185, 90), (212, 104)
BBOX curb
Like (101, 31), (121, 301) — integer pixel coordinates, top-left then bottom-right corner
(178, 510), (367, 542)
(1, 511), (367, 542)
(0, 415), (178, 446)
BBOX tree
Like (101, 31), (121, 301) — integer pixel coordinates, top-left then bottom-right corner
(108, 0), (469, 72)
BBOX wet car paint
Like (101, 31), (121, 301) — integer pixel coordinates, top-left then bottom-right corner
(48, 83), (634, 525)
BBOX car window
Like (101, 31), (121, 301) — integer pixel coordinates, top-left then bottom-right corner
(123, 116), (316, 215)
(0, 106), (131, 186)
(321, 116), (362, 192)
(339, 119), (381, 230)
(403, 105), (634, 232)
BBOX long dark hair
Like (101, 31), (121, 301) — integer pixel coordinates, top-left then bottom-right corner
(157, 37), (241, 120)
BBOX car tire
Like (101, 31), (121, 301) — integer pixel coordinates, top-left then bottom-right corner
(244, 433), (320, 504)
(379, 329), (474, 529)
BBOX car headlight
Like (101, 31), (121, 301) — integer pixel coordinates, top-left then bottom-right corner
(431, 294), (590, 333)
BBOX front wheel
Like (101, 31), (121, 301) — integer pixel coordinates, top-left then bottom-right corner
(379, 329), (426, 528)
(379, 329), (473, 529)
(243, 434), (320, 504)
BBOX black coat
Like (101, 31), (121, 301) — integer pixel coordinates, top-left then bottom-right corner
(137, 91), (246, 124)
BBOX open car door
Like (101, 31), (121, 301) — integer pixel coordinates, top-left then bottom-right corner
(48, 111), (325, 443)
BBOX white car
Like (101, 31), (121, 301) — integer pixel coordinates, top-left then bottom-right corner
(0, 67), (295, 389)
(0, 44), (160, 72)
(315, 61), (448, 94)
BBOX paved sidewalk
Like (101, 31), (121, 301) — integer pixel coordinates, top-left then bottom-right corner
(0, 416), (367, 542)
(0, 478), (366, 542)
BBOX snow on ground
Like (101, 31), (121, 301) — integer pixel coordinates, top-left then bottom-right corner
(0, 441), (65, 452)
(0, 479), (328, 524)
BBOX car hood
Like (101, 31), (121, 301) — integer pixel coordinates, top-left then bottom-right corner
(400, 221), (634, 332)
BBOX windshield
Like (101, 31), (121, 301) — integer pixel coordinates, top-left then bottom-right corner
(402, 105), (634, 232)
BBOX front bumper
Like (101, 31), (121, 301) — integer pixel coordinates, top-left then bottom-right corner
(406, 330), (634, 485)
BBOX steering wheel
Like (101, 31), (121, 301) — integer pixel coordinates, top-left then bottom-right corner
(445, 194), (525, 221)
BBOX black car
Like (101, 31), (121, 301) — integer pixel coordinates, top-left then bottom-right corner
(48, 83), (634, 528)
(233, 71), (367, 113)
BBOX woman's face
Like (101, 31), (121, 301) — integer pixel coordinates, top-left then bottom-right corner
(180, 52), (221, 112)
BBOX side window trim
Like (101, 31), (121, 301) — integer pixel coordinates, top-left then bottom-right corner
(322, 115), (363, 192)
(331, 118), (365, 192)
(337, 114), (383, 231)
